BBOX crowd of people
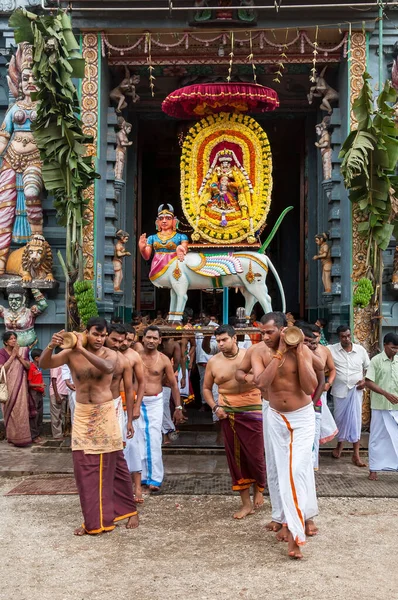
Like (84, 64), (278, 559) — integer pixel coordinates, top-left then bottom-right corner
(1, 308), (398, 559)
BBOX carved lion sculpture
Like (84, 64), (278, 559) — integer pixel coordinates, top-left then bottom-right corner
(5, 235), (54, 283)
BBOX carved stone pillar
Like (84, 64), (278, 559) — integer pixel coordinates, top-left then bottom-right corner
(349, 31), (371, 426)
(81, 33), (100, 281)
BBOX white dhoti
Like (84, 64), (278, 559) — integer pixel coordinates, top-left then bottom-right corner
(267, 403), (318, 545)
(313, 392), (338, 469)
(137, 392), (164, 487)
(312, 411), (322, 470)
(162, 387), (176, 435)
(320, 392), (338, 444)
(369, 409), (398, 472)
(262, 400), (283, 524)
(333, 387), (363, 443)
(178, 367), (190, 398)
(124, 429), (142, 473)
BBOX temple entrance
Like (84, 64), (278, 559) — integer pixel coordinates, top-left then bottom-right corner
(136, 113), (305, 320)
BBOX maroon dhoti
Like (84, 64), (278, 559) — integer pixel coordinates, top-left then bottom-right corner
(219, 390), (266, 492)
(73, 450), (137, 534)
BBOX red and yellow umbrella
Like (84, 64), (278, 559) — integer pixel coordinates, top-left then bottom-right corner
(162, 82), (279, 119)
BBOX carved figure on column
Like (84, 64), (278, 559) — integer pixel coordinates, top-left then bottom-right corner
(308, 67), (339, 114)
(392, 246), (398, 289)
(315, 116), (332, 181)
(313, 232), (332, 294)
(0, 43), (43, 275)
(110, 68), (140, 113)
(113, 229), (131, 292)
(114, 117), (133, 182)
(0, 285), (47, 347)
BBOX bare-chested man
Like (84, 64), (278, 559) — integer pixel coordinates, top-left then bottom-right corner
(302, 324), (337, 470)
(40, 317), (138, 535)
(203, 325), (266, 519)
(250, 312), (318, 559)
(119, 325), (145, 502)
(160, 325), (182, 443)
(137, 325), (184, 491)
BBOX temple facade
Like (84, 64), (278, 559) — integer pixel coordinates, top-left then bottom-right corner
(0, 0), (397, 353)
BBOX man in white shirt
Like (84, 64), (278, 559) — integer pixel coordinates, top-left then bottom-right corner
(328, 325), (370, 467)
(61, 363), (76, 424)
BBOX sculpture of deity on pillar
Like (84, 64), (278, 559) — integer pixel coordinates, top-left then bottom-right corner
(0, 43), (43, 275)
(313, 232), (332, 294)
(0, 285), (47, 348)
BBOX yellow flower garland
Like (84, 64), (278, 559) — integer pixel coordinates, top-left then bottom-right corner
(181, 112), (272, 244)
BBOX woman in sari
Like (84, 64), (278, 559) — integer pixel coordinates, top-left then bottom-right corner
(0, 331), (31, 446)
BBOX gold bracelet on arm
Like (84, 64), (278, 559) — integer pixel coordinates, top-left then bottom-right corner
(273, 351), (283, 361)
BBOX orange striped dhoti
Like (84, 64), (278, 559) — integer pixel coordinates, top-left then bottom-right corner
(267, 402), (318, 546)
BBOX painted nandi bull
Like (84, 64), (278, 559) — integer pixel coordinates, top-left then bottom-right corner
(139, 203), (289, 322)
(151, 251), (285, 322)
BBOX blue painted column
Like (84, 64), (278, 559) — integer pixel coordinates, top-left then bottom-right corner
(223, 286), (229, 324)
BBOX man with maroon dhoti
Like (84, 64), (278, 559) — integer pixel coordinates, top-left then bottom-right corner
(40, 317), (138, 535)
(203, 324), (266, 519)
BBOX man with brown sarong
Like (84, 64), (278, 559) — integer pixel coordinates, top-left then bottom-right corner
(203, 324), (266, 519)
(40, 317), (138, 535)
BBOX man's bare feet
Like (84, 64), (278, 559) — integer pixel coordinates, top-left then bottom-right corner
(305, 519), (318, 536)
(368, 471), (378, 480)
(253, 485), (264, 509)
(287, 531), (303, 559)
(149, 485), (160, 492)
(265, 521), (282, 532)
(352, 456), (367, 468)
(332, 449), (341, 459)
(233, 504), (255, 519)
(276, 524), (289, 542)
(126, 514), (139, 529)
(32, 436), (44, 444)
(74, 526), (86, 536)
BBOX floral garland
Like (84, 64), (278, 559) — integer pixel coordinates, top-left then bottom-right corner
(101, 31), (348, 58)
(180, 112), (272, 245)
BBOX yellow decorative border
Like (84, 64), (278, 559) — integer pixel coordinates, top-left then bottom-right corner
(81, 33), (99, 281)
(181, 112), (272, 244)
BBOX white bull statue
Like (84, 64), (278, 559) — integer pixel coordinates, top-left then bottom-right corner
(150, 250), (285, 322)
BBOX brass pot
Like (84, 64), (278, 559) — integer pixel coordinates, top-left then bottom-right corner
(284, 326), (304, 347)
(60, 331), (87, 349)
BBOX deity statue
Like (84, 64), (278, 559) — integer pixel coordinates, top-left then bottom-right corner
(315, 116), (332, 181)
(198, 150), (251, 234)
(308, 67), (339, 115)
(392, 246), (398, 289)
(0, 43), (43, 275)
(139, 204), (188, 282)
(313, 232), (332, 294)
(0, 285), (47, 347)
(114, 117), (133, 181)
(110, 68), (140, 113)
(113, 229), (131, 292)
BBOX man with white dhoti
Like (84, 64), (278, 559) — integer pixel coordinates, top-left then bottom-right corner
(328, 326), (370, 467)
(137, 326), (184, 491)
(251, 312), (319, 559)
(365, 333), (398, 480)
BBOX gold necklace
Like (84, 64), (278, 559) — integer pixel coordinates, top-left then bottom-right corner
(141, 351), (160, 370)
(157, 231), (175, 243)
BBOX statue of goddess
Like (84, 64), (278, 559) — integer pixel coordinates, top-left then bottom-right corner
(313, 232), (332, 294)
(315, 116), (332, 181)
(139, 204), (188, 281)
(0, 285), (47, 348)
(0, 43), (43, 275)
(113, 229), (131, 292)
(198, 151), (251, 232)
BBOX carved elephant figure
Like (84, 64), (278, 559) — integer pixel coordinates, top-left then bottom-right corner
(150, 250), (286, 321)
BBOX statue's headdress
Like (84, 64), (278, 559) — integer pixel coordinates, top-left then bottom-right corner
(157, 203), (174, 217)
(7, 43), (33, 99)
(218, 149), (233, 163)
